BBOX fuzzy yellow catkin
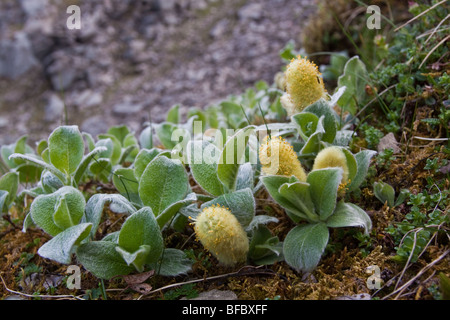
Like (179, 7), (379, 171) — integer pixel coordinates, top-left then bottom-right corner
(284, 56), (326, 116)
(193, 205), (249, 266)
(312, 146), (349, 185)
(259, 136), (307, 182)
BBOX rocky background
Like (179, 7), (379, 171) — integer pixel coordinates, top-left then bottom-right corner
(0, 0), (315, 145)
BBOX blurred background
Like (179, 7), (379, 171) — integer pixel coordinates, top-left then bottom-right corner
(0, 0), (316, 145)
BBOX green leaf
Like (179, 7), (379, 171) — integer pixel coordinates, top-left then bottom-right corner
(348, 150), (377, 192)
(245, 215), (279, 233)
(304, 99), (338, 144)
(84, 193), (136, 239)
(249, 225), (282, 265)
(121, 134), (139, 162)
(89, 158), (111, 182)
(217, 126), (255, 192)
(76, 241), (135, 279)
(95, 138), (114, 159)
(30, 186), (86, 236)
(16, 163), (43, 184)
(11, 135), (30, 166)
(283, 222), (329, 272)
(82, 132), (96, 151)
(0, 191), (8, 214)
(133, 148), (168, 180)
(139, 126), (153, 150)
(8, 153), (66, 184)
(48, 126), (85, 175)
(37, 223), (92, 264)
(336, 56), (369, 115)
(73, 146), (108, 185)
(41, 171), (64, 194)
(112, 167), (142, 206)
(166, 104), (180, 124)
(138, 156), (189, 216)
(394, 189), (409, 207)
(439, 273), (450, 300)
(1, 144), (17, 169)
(299, 116), (325, 155)
(341, 148), (358, 183)
(236, 162), (254, 191)
(201, 188), (255, 228)
(118, 207), (164, 265)
(0, 172), (19, 210)
(187, 140), (224, 196)
(115, 245), (151, 272)
(97, 134), (122, 165)
(373, 181), (395, 207)
(326, 202), (372, 235)
(155, 122), (178, 149)
(307, 168), (342, 221)
(279, 180), (318, 222)
(53, 196), (75, 230)
(156, 192), (197, 229)
(148, 248), (193, 276)
(261, 175), (312, 222)
(107, 125), (131, 145)
(292, 112), (319, 141)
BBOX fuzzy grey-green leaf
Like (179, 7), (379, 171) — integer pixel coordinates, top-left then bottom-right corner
(76, 241), (135, 279)
(307, 168), (342, 221)
(138, 156), (189, 216)
(84, 193), (136, 238)
(326, 202), (372, 235)
(38, 223), (92, 264)
(0, 172), (19, 211)
(148, 248), (193, 276)
(30, 186), (86, 236)
(187, 140), (224, 196)
(48, 126), (84, 175)
(348, 150), (377, 192)
(283, 222), (329, 272)
(118, 207), (164, 265)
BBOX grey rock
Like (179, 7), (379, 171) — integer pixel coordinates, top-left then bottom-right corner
(377, 132), (400, 153)
(19, 0), (49, 18)
(0, 116), (8, 128)
(3, 295), (27, 300)
(81, 115), (110, 137)
(113, 99), (144, 115)
(73, 90), (103, 109)
(0, 32), (39, 80)
(45, 94), (65, 122)
(238, 3), (263, 21)
(210, 19), (230, 39)
(47, 52), (85, 91)
(182, 289), (238, 300)
(24, 273), (64, 290)
(334, 293), (371, 300)
(158, 0), (176, 11)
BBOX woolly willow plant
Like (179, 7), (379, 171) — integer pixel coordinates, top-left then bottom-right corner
(283, 56), (327, 116)
(193, 205), (249, 266)
(259, 135), (307, 182)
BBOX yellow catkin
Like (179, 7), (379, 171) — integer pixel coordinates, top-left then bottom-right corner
(284, 56), (326, 116)
(259, 136), (307, 182)
(312, 146), (349, 185)
(193, 206), (249, 266)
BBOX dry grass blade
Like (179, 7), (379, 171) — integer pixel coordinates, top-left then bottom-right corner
(392, 249), (449, 300)
(419, 35), (450, 69)
(394, 0), (449, 32)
